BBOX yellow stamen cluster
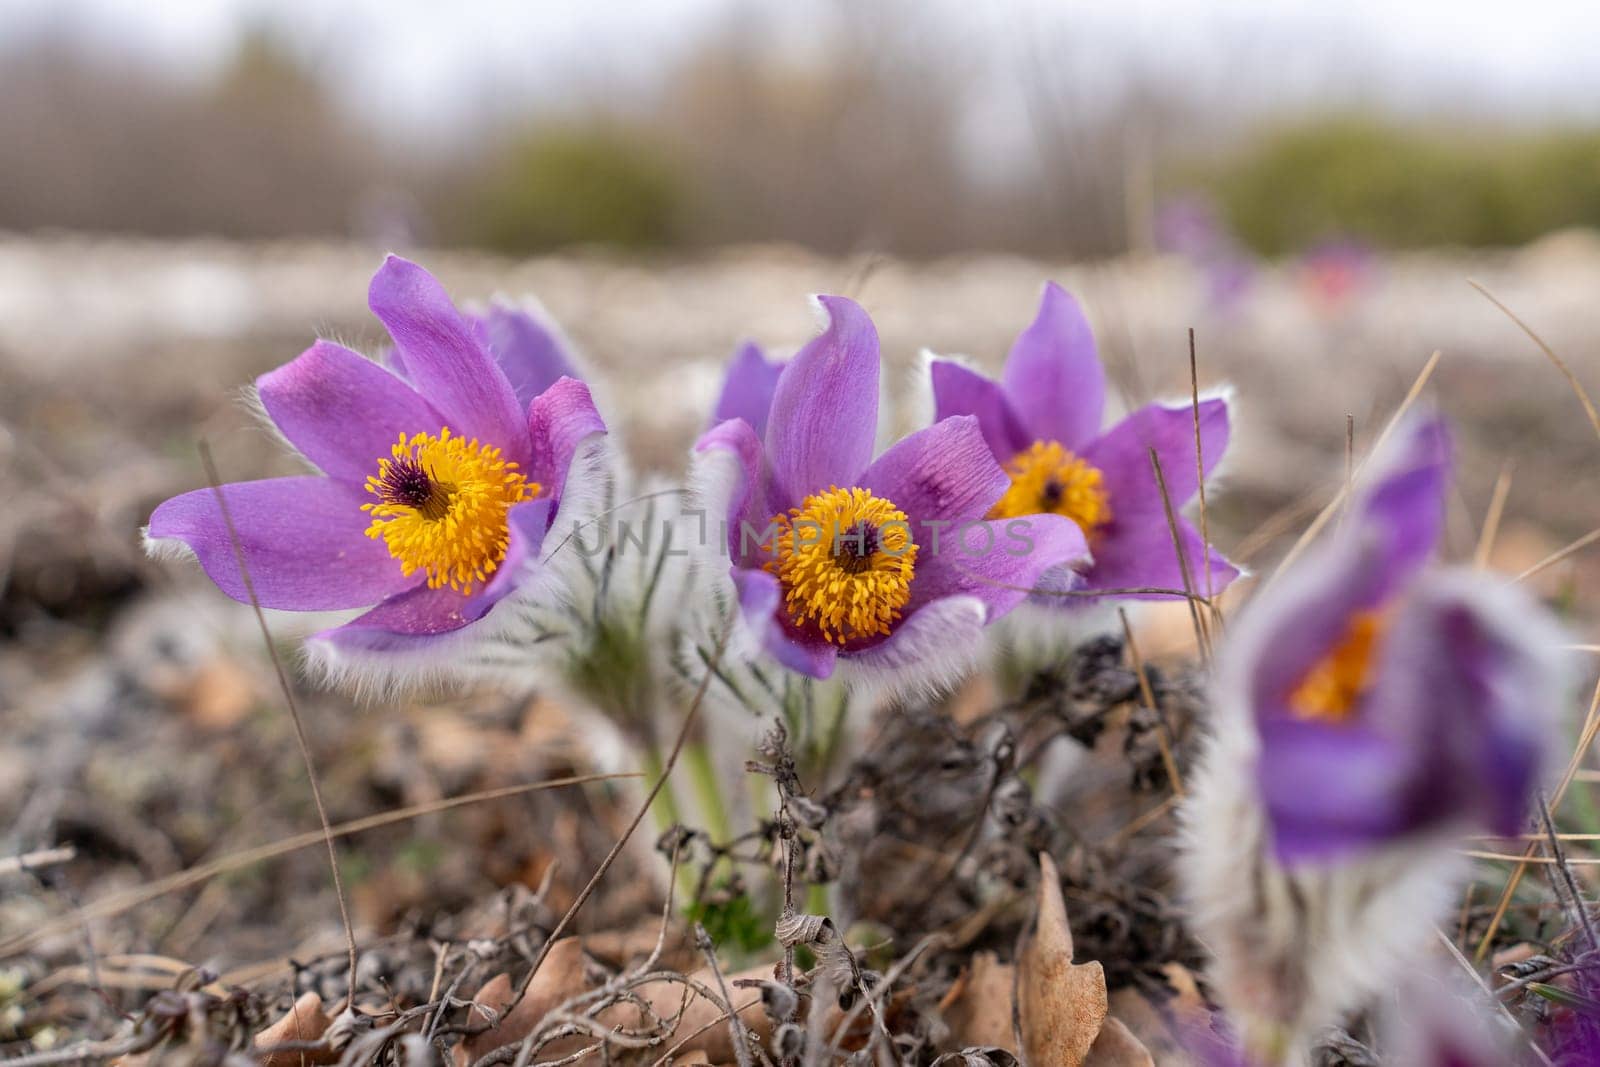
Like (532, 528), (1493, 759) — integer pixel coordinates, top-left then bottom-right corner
(362, 429), (540, 595)
(764, 486), (918, 646)
(1287, 610), (1388, 723)
(988, 439), (1113, 536)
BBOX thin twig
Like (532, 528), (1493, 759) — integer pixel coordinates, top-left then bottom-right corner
(647, 998), (763, 1067)
(1148, 448), (1209, 663)
(498, 619), (733, 1016)
(694, 923), (754, 1067)
(1538, 792), (1599, 953)
(198, 442), (359, 1004)
(0, 846), (75, 877)
(1118, 607), (1183, 797)
(1435, 927), (1556, 1067)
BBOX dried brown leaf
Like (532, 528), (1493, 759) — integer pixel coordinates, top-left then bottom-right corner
(1019, 852), (1109, 1067)
(254, 991), (338, 1067)
(938, 951), (1017, 1052)
(1083, 1015), (1154, 1067)
(452, 936), (591, 1065)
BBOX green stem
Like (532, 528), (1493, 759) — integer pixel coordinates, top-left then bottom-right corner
(805, 882), (830, 919)
(685, 742), (734, 846)
(639, 740), (700, 905)
(638, 741), (684, 832)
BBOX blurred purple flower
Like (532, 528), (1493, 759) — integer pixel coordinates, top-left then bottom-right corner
(1156, 194), (1258, 312)
(1156, 195), (1229, 260)
(146, 256), (606, 678)
(693, 296), (1089, 684)
(708, 340), (784, 438)
(1220, 414), (1566, 863)
(928, 282), (1239, 602)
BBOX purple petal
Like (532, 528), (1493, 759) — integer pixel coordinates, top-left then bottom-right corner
(1259, 574), (1560, 862)
(315, 497), (552, 652)
(857, 416), (1008, 528)
(1239, 533), (1396, 722)
(695, 418), (773, 564)
(1230, 416), (1448, 716)
(256, 339), (448, 486)
(1085, 396), (1231, 515)
(929, 359), (1031, 460)
(1076, 396), (1238, 596)
(367, 256), (528, 464)
(525, 377), (607, 510)
(479, 302), (581, 409)
(1080, 514), (1240, 599)
(712, 341), (785, 439)
(1353, 414), (1451, 592)
(147, 477), (417, 610)
(764, 295), (879, 509)
(1366, 575), (1559, 841)
(906, 513), (1090, 620)
(732, 567), (838, 679)
(845, 595), (986, 677)
(1257, 719), (1414, 863)
(1000, 282), (1105, 450)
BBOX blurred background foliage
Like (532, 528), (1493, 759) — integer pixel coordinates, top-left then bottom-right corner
(4, 6), (1600, 260)
(462, 127), (687, 253)
(1209, 116), (1600, 254)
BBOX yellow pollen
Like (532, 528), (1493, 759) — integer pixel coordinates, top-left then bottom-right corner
(988, 439), (1112, 535)
(763, 486), (918, 646)
(361, 429), (540, 595)
(1287, 610), (1388, 723)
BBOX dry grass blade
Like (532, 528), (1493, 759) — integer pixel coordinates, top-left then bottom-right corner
(1469, 279), (1600, 444)
(1461, 851), (1600, 866)
(1188, 329), (1216, 607)
(1474, 459), (1516, 569)
(1434, 927), (1555, 1067)
(1118, 607), (1182, 797)
(1147, 447), (1209, 663)
(1270, 349), (1441, 582)
(199, 442), (359, 1002)
(0, 846), (76, 876)
(1512, 526), (1600, 584)
(0, 774), (633, 960)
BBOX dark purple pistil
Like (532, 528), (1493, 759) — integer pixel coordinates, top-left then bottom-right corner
(834, 523), (879, 575)
(378, 457), (452, 520)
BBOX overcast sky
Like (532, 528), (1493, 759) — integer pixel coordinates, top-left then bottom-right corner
(9, 0), (1600, 137)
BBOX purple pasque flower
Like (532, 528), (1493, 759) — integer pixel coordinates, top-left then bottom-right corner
(928, 282), (1239, 601)
(146, 255), (607, 675)
(709, 340), (784, 438)
(385, 292), (583, 408)
(1218, 414), (1566, 864)
(692, 296), (1090, 684)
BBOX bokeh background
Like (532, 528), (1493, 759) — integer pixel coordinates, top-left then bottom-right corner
(5, 0), (1600, 1029)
